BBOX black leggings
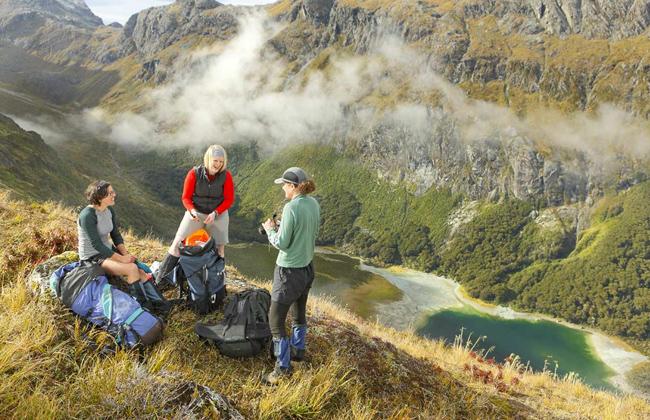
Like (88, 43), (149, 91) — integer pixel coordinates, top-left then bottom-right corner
(269, 290), (309, 338)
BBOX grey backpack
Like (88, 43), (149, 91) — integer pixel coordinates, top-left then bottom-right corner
(178, 237), (226, 314)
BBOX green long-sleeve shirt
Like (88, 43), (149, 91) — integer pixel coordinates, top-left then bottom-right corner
(77, 206), (124, 259)
(265, 195), (320, 268)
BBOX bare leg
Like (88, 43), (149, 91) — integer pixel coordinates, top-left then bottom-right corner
(216, 244), (225, 258)
(101, 260), (141, 284)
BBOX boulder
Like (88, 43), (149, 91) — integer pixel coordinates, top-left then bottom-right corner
(26, 251), (78, 296)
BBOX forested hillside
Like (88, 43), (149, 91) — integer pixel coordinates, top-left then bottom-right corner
(230, 143), (650, 355)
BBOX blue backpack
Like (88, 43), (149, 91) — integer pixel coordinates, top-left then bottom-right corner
(50, 262), (164, 348)
(178, 237), (226, 314)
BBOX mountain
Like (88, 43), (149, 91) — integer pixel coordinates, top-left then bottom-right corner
(0, 112), (84, 201)
(8, 0), (640, 207)
(0, 0), (103, 34)
(0, 0), (649, 380)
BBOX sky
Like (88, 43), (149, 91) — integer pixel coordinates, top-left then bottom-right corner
(85, 0), (276, 25)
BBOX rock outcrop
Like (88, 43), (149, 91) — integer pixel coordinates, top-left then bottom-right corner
(346, 114), (595, 205)
(119, 1), (240, 59)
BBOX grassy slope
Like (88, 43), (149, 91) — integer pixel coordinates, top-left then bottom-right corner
(55, 135), (190, 238)
(1, 190), (649, 418)
(0, 112), (185, 238)
(0, 42), (119, 109)
(0, 113), (85, 204)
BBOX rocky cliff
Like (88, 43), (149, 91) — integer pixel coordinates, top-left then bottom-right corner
(1, 0), (649, 214)
(269, 0), (650, 212)
(98, 0), (650, 209)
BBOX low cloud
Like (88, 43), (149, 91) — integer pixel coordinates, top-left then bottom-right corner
(82, 12), (649, 166)
(9, 114), (68, 144)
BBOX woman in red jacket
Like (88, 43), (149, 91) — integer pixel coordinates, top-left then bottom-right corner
(156, 145), (234, 283)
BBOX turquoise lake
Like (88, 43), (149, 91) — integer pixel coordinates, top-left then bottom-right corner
(227, 242), (616, 390)
(418, 307), (614, 390)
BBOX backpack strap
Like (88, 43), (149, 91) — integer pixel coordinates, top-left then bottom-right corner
(101, 283), (113, 324)
(115, 307), (145, 346)
(138, 282), (149, 302)
(199, 264), (208, 310)
(124, 308), (144, 327)
(245, 293), (258, 337)
(220, 293), (241, 335)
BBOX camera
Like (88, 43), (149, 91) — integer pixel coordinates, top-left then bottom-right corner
(258, 213), (278, 235)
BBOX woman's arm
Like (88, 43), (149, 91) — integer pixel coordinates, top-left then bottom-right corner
(216, 171), (234, 214)
(108, 207), (124, 247)
(182, 168), (197, 212)
(266, 205), (294, 251)
(108, 208), (134, 263)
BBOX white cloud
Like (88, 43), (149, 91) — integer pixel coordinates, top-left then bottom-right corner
(81, 12), (649, 168)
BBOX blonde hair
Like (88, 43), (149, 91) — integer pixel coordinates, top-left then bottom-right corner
(296, 179), (316, 195)
(203, 144), (228, 172)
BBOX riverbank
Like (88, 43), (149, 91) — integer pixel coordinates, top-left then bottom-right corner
(361, 264), (648, 396)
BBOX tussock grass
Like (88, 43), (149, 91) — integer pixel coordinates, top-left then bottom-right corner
(258, 360), (355, 418)
(1, 190), (649, 418)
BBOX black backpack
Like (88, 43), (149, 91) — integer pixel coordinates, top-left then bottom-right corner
(178, 237), (227, 314)
(195, 289), (272, 358)
(128, 278), (173, 320)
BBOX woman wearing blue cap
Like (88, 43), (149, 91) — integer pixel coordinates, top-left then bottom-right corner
(262, 167), (320, 384)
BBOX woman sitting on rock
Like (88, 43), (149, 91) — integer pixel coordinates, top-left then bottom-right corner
(77, 180), (150, 284)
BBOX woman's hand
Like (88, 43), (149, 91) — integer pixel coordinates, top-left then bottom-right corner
(262, 218), (276, 231)
(114, 253), (133, 264)
(116, 244), (136, 263)
(204, 211), (217, 225)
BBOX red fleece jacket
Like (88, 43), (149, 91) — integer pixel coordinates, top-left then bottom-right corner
(182, 169), (234, 214)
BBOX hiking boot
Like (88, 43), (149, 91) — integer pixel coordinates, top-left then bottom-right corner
(155, 253), (179, 291)
(263, 365), (291, 385)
